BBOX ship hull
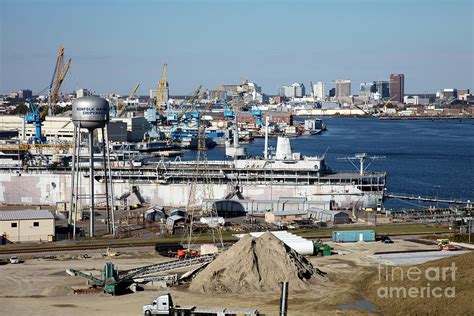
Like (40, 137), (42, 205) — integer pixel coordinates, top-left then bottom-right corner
(0, 172), (382, 210)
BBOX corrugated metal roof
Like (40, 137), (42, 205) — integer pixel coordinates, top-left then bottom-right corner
(0, 210), (54, 221)
(271, 210), (307, 216)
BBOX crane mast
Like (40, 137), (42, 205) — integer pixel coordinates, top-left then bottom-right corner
(186, 87), (224, 251)
(117, 83), (140, 117)
(156, 64), (168, 109)
(48, 45), (72, 116)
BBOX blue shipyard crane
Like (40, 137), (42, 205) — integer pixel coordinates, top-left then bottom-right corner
(249, 101), (264, 127)
(25, 99), (47, 143)
(167, 85), (202, 123)
(25, 46), (71, 143)
(167, 89), (208, 141)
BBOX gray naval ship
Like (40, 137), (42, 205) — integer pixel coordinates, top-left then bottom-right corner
(0, 136), (386, 214)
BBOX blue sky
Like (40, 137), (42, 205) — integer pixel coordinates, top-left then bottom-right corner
(1, 0), (473, 95)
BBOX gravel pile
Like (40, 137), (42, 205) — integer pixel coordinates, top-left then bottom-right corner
(190, 231), (326, 293)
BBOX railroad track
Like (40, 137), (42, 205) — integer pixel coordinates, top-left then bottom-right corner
(0, 238), (237, 255)
(0, 231), (452, 256)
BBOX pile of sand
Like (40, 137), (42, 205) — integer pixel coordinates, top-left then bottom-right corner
(190, 231), (327, 294)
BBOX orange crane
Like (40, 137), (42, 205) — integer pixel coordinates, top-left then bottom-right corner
(48, 45), (72, 116)
(117, 83), (140, 117)
(382, 95), (397, 113)
(156, 64), (168, 109)
(129, 83), (140, 99)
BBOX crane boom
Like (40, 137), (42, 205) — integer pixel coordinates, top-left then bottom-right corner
(129, 83), (140, 99)
(382, 95), (397, 113)
(117, 83), (141, 117)
(48, 46), (72, 116)
(213, 86), (222, 99)
(177, 85), (202, 120)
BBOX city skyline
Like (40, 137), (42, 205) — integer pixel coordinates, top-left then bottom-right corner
(1, 0), (473, 96)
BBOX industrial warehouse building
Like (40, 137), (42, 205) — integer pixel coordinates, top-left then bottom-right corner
(0, 210), (55, 242)
(307, 208), (351, 225)
(0, 114), (149, 142)
(265, 210), (308, 224)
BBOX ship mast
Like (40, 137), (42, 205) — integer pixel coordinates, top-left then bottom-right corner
(338, 153), (385, 175)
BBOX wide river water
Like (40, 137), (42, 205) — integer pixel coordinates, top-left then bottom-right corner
(181, 117), (474, 209)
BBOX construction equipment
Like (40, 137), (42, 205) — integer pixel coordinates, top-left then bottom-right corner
(49, 45), (72, 115)
(184, 87), (225, 253)
(175, 85), (202, 122)
(25, 99), (47, 143)
(66, 254), (215, 295)
(165, 85), (201, 124)
(24, 46), (71, 143)
(313, 242), (333, 256)
(189, 89), (210, 121)
(437, 239), (457, 251)
(382, 95), (397, 114)
(129, 83), (140, 99)
(142, 293), (259, 315)
(249, 101), (264, 126)
(156, 64), (168, 109)
(117, 83), (140, 117)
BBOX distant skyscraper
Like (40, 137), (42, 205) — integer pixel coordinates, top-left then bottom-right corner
(292, 83), (305, 98)
(389, 74), (404, 103)
(329, 88), (335, 97)
(334, 80), (351, 98)
(313, 82), (325, 100)
(18, 89), (32, 100)
(374, 81), (390, 99)
(76, 89), (89, 98)
(279, 83), (305, 98)
(359, 82), (375, 97)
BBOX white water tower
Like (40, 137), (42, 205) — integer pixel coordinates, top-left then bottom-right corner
(70, 96), (114, 238)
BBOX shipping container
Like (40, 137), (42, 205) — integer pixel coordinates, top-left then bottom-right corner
(331, 230), (375, 242)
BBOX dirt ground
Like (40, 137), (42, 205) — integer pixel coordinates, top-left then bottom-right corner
(0, 240), (470, 316)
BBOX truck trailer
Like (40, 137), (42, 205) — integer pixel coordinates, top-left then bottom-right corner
(142, 293), (259, 316)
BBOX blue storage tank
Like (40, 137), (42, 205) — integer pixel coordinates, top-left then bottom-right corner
(332, 230), (375, 242)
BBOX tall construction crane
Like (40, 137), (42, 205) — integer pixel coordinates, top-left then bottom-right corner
(382, 95), (397, 113)
(25, 46), (71, 143)
(129, 83), (140, 99)
(185, 88), (224, 251)
(180, 88), (208, 122)
(117, 83), (140, 117)
(156, 64), (168, 109)
(25, 99), (47, 143)
(49, 45), (72, 115)
(174, 85), (202, 122)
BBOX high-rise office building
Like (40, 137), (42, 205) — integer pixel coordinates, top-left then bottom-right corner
(293, 83), (305, 98)
(313, 82), (325, 100)
(329, 88), (336, 97)
(18, 89), (33, 100)
(334, 80), (351, 98)
(389, 74), (404, 103)
(359, 82), (375, 97)
(374, 81), (390, 99)
(279, 83), (305, 98)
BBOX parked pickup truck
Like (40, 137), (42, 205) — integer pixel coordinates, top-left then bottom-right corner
(143, 293), (259, 316)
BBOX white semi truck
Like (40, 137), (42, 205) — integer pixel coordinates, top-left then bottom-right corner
(142, 293), (259, 316)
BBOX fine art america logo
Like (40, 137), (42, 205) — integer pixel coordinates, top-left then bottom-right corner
(376, 263), (456, 298)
